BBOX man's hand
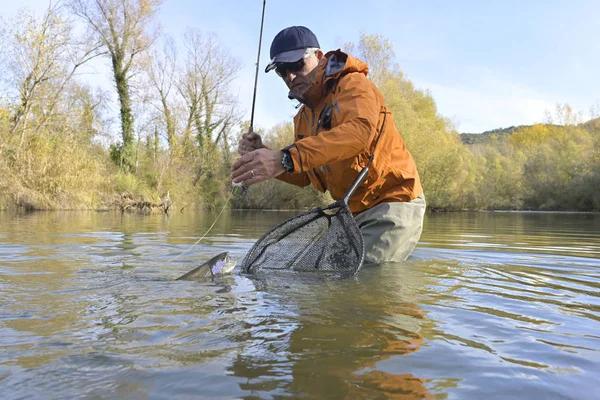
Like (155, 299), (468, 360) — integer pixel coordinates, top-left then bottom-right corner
(237, 128), (263, 155)
(231, 149), (286, 186)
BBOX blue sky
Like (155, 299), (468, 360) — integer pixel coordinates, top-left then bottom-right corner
(3, 0), (599, 133)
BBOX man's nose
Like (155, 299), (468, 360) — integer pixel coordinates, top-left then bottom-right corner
(285, 71), (297, 84)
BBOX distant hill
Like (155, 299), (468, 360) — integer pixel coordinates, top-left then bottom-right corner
(581, 117), (600, 132)
(460, 118), (599, 145)
(460, 125), (531, 145)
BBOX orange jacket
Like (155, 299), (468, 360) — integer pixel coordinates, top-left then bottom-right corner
(277, 50), (423, 214)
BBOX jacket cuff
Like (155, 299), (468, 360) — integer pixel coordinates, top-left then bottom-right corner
(285, 144), (304, 173)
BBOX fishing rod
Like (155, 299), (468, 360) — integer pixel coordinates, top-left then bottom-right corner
(250, 0), (267, 131)
(235, 0), (266, 195)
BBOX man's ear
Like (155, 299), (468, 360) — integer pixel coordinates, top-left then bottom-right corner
(316, 49), (325, 60)
(317, 52), (327, 68)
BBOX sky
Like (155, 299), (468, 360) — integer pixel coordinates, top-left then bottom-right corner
(3, 0), (599, 134)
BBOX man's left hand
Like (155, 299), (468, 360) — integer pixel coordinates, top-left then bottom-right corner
(231, 149), (286, 186)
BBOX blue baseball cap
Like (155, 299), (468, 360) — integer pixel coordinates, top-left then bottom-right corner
(265, 26), (320, 73)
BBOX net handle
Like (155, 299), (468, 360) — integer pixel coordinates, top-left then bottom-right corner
(341, 109), (388, 205)
(343, 166), (369, 205)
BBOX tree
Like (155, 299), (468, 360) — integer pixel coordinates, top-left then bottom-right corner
(510, 121), (594, 210)
(543, 103), (583, 126)
(4, 3), (101, 148)
(70, 0), (162, 171)
(176, 29), (241, 185)
(144, 36), (178, 152)
(342, 31), (396, 88)
(178, 29), (240, 151)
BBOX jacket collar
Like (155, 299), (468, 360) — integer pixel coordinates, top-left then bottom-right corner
(298, 50), (370, 105)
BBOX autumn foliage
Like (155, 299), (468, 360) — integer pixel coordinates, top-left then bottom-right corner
(1, 4), (598, 212)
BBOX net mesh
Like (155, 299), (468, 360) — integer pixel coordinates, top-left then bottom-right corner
(240, 200), (364, 275)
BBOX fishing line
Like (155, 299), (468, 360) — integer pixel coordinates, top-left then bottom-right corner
(165, 187), (237, 264)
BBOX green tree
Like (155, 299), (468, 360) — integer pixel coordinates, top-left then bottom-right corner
(70, 0), (162, 171)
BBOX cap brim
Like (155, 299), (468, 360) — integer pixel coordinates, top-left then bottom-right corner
(265, 48), (306, 73)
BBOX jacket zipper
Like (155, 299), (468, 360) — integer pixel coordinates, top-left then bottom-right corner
(305, 101), (328, 191)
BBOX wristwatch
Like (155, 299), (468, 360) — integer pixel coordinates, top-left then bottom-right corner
(281, 150), (294, 173)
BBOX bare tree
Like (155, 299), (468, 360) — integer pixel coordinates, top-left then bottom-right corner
(177, 29), (241, 152)
(5, 3), (102, 148)
(145, 36), (178, 152)
(69, 0), (162, 171)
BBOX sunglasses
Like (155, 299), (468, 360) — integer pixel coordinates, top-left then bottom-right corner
(275, 58), (305, 78)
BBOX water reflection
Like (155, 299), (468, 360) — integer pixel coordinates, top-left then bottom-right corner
(225, 264), (436, 399)
(0, 211), (599, 399)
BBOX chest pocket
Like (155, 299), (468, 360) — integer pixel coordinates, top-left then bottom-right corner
(318, 103), (334, 130)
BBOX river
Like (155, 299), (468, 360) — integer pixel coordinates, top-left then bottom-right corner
(1, 210), (599, 399)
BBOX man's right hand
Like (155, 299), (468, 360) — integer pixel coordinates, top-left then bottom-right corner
(237, 129), (263, 155)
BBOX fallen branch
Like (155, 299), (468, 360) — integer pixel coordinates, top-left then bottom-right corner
(107, 192), (172, 215)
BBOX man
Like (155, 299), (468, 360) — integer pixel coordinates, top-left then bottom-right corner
(231, 26), (425, 264)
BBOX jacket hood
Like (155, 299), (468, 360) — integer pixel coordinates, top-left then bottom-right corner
(301, 50), (369, 104)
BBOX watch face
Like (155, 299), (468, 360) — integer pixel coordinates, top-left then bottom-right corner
(282, 152), (293, 172)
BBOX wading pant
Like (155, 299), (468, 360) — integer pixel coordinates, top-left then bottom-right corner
(354, 194), (426, 264)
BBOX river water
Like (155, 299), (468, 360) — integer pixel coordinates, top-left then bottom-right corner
(0, 210), (599, 399)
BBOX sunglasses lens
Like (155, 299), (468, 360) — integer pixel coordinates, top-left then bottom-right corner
(275, 59), (304, 77)
(275, 65), (286, 77)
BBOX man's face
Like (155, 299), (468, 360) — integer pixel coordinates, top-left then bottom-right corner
(276, 51), (322, 98)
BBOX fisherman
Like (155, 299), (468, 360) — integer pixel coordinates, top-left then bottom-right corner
(231, 26), (426, 264)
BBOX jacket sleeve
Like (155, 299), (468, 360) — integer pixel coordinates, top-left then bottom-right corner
(276, 171), (311, 187)
(287, 73), (381, 172)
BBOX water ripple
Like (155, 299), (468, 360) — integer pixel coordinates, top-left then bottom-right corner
(0, 211), (599, 399)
